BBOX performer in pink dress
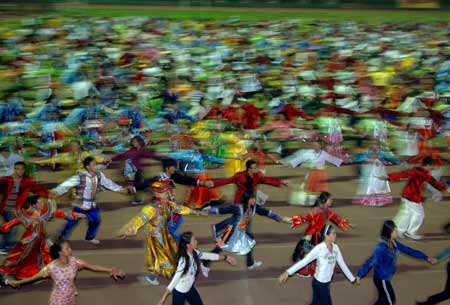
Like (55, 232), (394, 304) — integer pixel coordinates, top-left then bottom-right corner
(6, 240), (125, 305)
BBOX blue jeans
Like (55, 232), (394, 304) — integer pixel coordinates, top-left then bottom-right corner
(0, 209), (18, 250)
(60, 207), (101, 240)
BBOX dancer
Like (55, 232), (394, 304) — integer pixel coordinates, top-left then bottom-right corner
(156, 231), (236, 305)
(204, 192), (291, 270)
(381, 156), (449, 239)
(0, 196), (83, 279)
(356, 220), (437, 305)
(118, 180), (205, 286)
(282, 142), (342, 205)
(212, 159), (288, 205)
(0, 161), (50, 254)
(352, 143), (400, 207)
(279, 224), (359, 305)
(6, 239), (125, 305)
(51, 156), (130, 244)
(416, 246), (450, 305)
(290, 192), (353, 277)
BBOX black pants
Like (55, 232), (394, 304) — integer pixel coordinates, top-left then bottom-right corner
(418, 261), (450, 305)
(311, 278), (332, 305)
(172, 287), (204, 305)
(204, 247), (254, 267)
(373, 278), (396, 305)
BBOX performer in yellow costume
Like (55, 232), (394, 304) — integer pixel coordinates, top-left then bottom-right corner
(118, 179), (203, 286)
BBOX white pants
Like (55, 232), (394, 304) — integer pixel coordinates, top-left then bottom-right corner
(394, 198), (425, 235)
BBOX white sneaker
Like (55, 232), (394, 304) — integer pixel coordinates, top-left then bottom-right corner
(200, 264), (210, 278)
(144, 275), (160, 286)
(405, 233), (423, 240)
(130, 200), (144, 205)
(0, 249), (8, 255)
(247, 261), (263, 270)
(86, 239), (100, 244)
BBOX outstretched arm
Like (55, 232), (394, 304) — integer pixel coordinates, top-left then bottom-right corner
(8, 266), (49, 287)
(76, 258), (124, 280)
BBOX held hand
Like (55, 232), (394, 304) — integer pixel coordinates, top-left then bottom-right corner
(278, 271), (289, 284)
(204, 180), (214, 188)
(282, 217), (292, 224)
(226, 256), (237, 266)
(353, 277), (361, 286)
(282, 179), (291, 187)
(349, 223), (357, 229)
(427, 257), (438, 265)
(7, 279), (19, 288)
(75, 213), (87, 219)
(111, 267), (125, 280)
(117, 231), (128, 240)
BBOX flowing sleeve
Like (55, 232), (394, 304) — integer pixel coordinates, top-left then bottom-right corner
(52, 175), (80, 196)
(168, 201), (192, 215)
(255, 205), (282, 222)
(119, 205), (155, 236)
(388, 169), (413, 182)
(329, 209), (350, 231)
(291, 211), (314, 229)
(0, 218), (23, 233)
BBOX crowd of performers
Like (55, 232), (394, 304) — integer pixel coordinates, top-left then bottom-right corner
(0, 15), (450, 305)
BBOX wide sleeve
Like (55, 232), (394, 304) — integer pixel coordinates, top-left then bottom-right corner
(424, 173), (447, 192)
(323, 151), (343, 167)
(212, 175), (236, 188)
(196, 250), (220, 261)
(287, 244), (320, 275)
(171, 172), (199, 186)
(111, 150), (131, 162)
(255, 205), (282, 222)
(388, 169), (414, 182)
(167, 258), (185, 292)
(329, 209), (350, 231)
(168, 201), (192, 215)
(53, 209), (77, 220)
(290, 214), (309, 229)
(335, 245), (356, 282)
(396, 241), (428, 260)
(0, 218), (23, 233)
(207, 205), (239, 216)
(99, 172), (123, 192)
(357, 245), (382, 278)
(52, 175), (80, 196)
(119, 205), (155, 236)
(141, 149), (165, 161)
(29, 180), (50, 198)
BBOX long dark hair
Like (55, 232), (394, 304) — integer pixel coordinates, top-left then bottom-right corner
(314, 192), (331, 207)
(380, 220), (396, 242)
(177, 232), (200, 277)
(242, 191), (256, 213)
(317, 224), (334, 244)
(50, 240), (69, 260)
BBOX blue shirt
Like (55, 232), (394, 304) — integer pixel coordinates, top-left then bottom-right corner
(357, 240), (428, 280)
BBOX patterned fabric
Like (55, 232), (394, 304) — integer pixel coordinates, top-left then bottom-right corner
(47, 256), (85, 305)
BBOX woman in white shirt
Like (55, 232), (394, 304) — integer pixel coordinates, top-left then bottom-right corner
(157, 231), (236, 305)
(279, 224), (359, 305)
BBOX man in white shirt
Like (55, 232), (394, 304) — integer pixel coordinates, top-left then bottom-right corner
(51, 156), (129, 244)
(0, 145), (23, 177)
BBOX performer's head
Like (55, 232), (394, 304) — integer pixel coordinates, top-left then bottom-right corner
(162, 158), (177, 175)
(318, 224), (336, 244)
(314, 191), (332, 208)
(28, 195), (46, 211)
(246, 159), (258, 175)
(50, 239), (72, 260)
(83, 156), (97, 173)
(178, 231), (200, 277)
(242, 191), (257, 211)
(151, 180), (173, 205)
(13, 161), (26, 178)
(131, 136), (145, 149)
(380, 220), (397, 241)
(69, 140), (81, 153)
(422, 156), (434, 169)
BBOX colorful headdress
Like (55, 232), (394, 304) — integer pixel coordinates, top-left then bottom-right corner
(151, 179), (173, 194)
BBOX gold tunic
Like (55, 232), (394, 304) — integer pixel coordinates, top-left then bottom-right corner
(119, 201), (191, 277)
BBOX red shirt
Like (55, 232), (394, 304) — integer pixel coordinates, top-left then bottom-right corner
(213, 171), (285, 204)
(0, 176), (49, 213)
(388, 167), (447, 204)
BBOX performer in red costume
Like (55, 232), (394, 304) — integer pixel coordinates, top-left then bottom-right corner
(212, 159), (288, 204)
(0, 196), (82, 279)
(289, 192), (353, 277)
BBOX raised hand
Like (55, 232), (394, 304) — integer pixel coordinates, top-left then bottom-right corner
(111, 267), (125, 280)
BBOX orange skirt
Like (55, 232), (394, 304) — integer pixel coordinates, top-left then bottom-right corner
(305, 169), (328, 193)
(186, 173), (222, 208)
